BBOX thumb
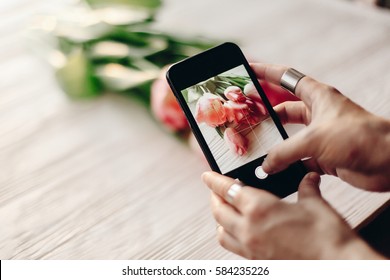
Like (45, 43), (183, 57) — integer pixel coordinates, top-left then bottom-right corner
(262, 128), (314, 174)
(298, 172), (322, 201)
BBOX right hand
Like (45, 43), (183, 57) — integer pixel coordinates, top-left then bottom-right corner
(203, 171), (384, 259)
(251, 63), (390, 192)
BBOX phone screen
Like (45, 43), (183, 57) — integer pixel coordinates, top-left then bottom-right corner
(181, 64), (283, 174)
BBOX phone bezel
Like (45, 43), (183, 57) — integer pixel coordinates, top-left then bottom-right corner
(166, 42), (289, 174)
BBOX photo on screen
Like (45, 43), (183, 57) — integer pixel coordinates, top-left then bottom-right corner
(181, 65), (285, 174)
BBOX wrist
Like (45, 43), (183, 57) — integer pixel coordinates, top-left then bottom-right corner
(321, 234), (384, 260)
(337, 236), (385, 260)
(318, 221), (385, 260)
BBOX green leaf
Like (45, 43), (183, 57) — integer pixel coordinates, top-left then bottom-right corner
(215, 126), (224, 138)
(182, 89), (189, 103)
(187, 87), (204, 103)
(204, 80), (217, 93)
(95, 62), (159, 91)
(56, 48), (100, 98)
(85, 0), (162, 10)
(120, 81), (153, 107)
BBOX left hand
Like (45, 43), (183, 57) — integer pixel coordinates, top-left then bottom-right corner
(202, 171), (383, 259)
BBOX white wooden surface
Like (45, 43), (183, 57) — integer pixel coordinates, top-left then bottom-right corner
(0, 0), (390, 259)
(198, 118), (280, 174)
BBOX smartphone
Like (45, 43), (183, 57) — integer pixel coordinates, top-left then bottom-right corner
(166, 42), (306, 197)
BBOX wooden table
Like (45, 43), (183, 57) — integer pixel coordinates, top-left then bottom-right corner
(1, 0), (389, 259)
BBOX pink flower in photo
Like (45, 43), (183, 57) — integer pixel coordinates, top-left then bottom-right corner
(224, 86), (246, 102)
(195, 92), (227, 127)
(223, 100), (248, 123)
(244, 82), (268, 115)
(243, 98), (265, 125)
(224, 98), (266, 126)
(224, 127), (248, 156)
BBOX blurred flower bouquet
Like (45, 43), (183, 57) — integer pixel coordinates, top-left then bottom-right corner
(28, 0), (300, 160)
(29, 0), (217, 140)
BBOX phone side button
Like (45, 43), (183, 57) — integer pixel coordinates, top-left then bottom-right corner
(255, 166), (268, 180)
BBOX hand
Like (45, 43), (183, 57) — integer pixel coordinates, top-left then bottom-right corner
(202, 171), (383, 259)
(251, 63), (390, 192)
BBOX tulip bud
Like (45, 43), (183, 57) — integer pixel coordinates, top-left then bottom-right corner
(195, 92), (227, 127)
(224, 86), (246, 102)
(224, 127), (248, 156)
(223, 100), (248, 123)
(151, 68), (189, 132)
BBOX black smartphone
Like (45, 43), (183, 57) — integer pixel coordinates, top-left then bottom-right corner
(166, 42), (306, 197)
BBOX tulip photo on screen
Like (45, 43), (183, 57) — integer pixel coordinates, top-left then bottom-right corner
(181, 65), (297, 174)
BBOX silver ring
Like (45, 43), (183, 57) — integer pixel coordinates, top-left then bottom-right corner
(280, 68), (305, 94)
(225, 180), (244, 204)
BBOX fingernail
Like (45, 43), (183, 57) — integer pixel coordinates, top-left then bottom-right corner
(308, 172), (321, 185)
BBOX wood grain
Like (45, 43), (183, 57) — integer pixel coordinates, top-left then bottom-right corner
(199, 118), (281, 174)
(0, 0), (389, 259)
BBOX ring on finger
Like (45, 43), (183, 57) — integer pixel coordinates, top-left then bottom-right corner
(280, 68), (306, 94)
(225, 180), (244, 204)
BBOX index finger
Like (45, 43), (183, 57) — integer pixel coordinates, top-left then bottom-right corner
(250, 63), (319, 107)
(201, 171), (277, 211)
(250, 63), (286, 85)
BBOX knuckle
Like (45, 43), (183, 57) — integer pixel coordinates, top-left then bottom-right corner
(242, 201), (259, 217)
(221, 188), (230, 201)
(311, 84), (327, 97)
(326, 85), (341, 95)
(315, 84), (342, 99)
(242, 191), (272, 220)
(213, 207), (222, 223)
(247, 207), (261, 222)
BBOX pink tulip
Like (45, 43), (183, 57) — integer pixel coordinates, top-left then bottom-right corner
(224, 98), (266, 125)
(224, 127), (248, 156)
(244, 82), (263, 104)
(195, 92), (227, 127)
(243, 98), (265, 125)
(224, 86), (246, 102)
(223, 100), (248, 123)
(151, 69), (189, 132)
